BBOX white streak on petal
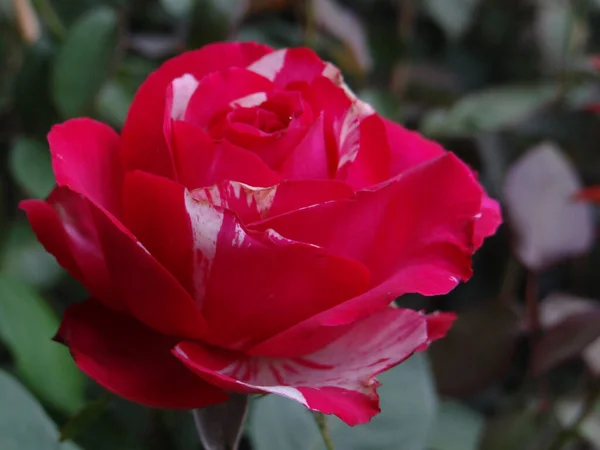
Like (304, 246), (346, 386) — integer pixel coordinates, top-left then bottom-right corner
(261, 386), (308, 406)
(231, 92), (267, 108)
(184, 190), (224, 306)
(170, 74), (199, 120)
(336, 100), (376, 169)
(232, 222), (247, 248)
(247, 49), (287, 81)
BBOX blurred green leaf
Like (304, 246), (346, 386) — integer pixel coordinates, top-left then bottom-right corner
(0, 220), (63, 288)
(249, 353), (438, 450)
(159, 0), (192, 18)
(9, 137), (54, 199)
(60, 396), (110, 442)
(0, 276), (85, 414)
(422, 0), (481, 40)
(52, 7), (118, 118)
(479, 406), (558, 450)
(428, 401), (485, 450)
(359, 88), (400, 121)
(189, 0), (248, 47)
(95, 80), (132, 128)
(0, 369), (81, 450)
(421, 85), (557, 137)
(429, 300), (521, 396)
(14, 40), (57, 134)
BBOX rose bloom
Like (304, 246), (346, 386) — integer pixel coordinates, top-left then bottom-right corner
(22, 42), (500, 425)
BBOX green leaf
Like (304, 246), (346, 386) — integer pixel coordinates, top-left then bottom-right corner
(0, 369), (81, 450)
(421, 84), (557, 137)
(52, 7), (118, 118)
(428, 401), (485, 450)
(95, 80), (132, 128)
(0, 276), (85, 414)
(422, 0), (482, 40)
(249, 353), (438, 450)
(9, 137), (55, 199)
(159, 0), (193, 18)
(60, 396), (110, 442)
(0, 220), (63, 288)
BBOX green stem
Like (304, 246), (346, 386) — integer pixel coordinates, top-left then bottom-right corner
(312, 412), (334, 450)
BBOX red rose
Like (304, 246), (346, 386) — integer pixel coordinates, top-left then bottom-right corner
(22, 42), (500, 425)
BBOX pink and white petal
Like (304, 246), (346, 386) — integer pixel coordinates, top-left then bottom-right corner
(255, 153), (482, 287)
(188, 203), (370, 350)
(382, 117), (446, 176)
(57, 300), (228, 409)
(279, 114), (331, 180)
(247, 48), (327, 88)
(193, 178), (353, 224)
(20, 189), (118, 311)
(122, 171), (197, 297)
(337, 113), (391, 189)
(171, 121), (281, 190)
(85, 192), (208, 339)
(48, 118), (124, 218)
(250, 277), (462, 357)
(121, 42), (272, 178)
(183, 68), (275, 130)
(174, 308), (451, 425)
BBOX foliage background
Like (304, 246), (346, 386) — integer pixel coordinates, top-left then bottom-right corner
(2, 0), (600, 449)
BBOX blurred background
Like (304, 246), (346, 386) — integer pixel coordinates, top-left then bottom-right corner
(2, 0), (600, 449)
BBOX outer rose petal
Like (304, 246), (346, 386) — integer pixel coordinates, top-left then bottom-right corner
(118, 172), (369, 349)
(31, 187), (208, 339)
(255, 153), (483, 287)
(48, 118), (123, 218)
(57, 300), (228, 409)
(250, 154), (495, 356)
(121, 42), (272, 178)
(475, 196), (502, 248)
(171, 121), (281, 190)
(174, 308), (454, 425)
(382, 117), (445, 175)
(383, 117), (502, 247)
(20, 190), (118, 311)
(193, 178), (353, 224)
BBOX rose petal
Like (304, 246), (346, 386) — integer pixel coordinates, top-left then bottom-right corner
(32, 187), (207, 338)
(183, 68), (275, 130)
(185, 193), (371, 350)
(123, 171), (196, 298)
(336, 113), (391, 190)
(120, 173), (369, 349)
(247, 47), (327, 88)
(20, 190), (118, 311)
(86, 191), (208, 339)
(382, 117), (446, 176)
(255, 153), (482, 287)
(48, 118), (123, 218)
(121, 42), (272, 178)
(279, 114), (331, 180)
(475, 196), (502, 249)
(249, 154), (493, 355)
(57, 300), (228, 409)
(193, 178), (353, 224)
(174, 308), (452, 425)
(171, 121), (281, 189)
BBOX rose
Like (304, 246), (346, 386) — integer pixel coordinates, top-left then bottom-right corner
(22, 42), (500, 425)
